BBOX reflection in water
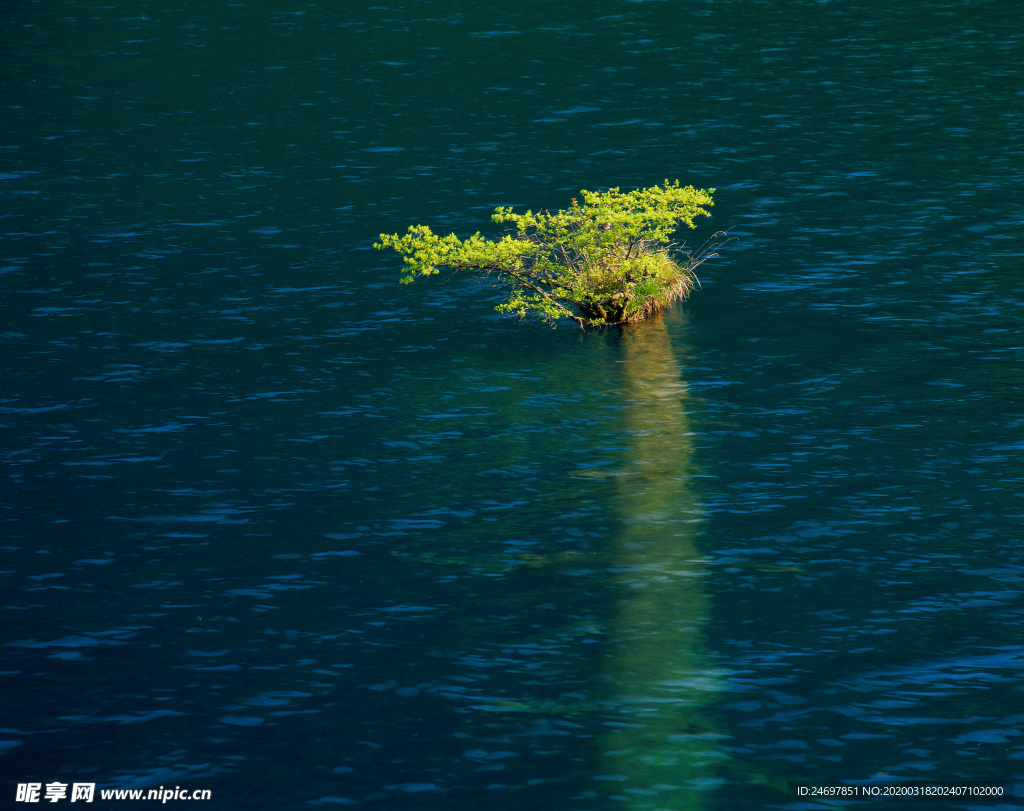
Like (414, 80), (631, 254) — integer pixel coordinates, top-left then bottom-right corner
(600, 309), (725, 809)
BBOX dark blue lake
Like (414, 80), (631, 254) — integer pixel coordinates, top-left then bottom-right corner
(3, 0), (1023, 808)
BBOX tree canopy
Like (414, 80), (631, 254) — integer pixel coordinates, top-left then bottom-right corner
(375, 180), (728, 327)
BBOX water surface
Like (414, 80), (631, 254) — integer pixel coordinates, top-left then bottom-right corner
(3, 0), (1023, 808)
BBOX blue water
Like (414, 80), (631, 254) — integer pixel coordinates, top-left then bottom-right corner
(3, 0), (1023, 808)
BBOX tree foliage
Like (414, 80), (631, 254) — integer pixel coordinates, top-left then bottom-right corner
(375, 180), (729, 327)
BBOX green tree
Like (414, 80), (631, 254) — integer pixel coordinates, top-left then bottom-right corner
(375, 180), (729, 327)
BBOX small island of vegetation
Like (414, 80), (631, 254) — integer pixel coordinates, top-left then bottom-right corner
(375, 180), (729, 328)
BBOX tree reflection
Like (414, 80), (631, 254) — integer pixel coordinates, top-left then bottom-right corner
(598, 308), (725, 809)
